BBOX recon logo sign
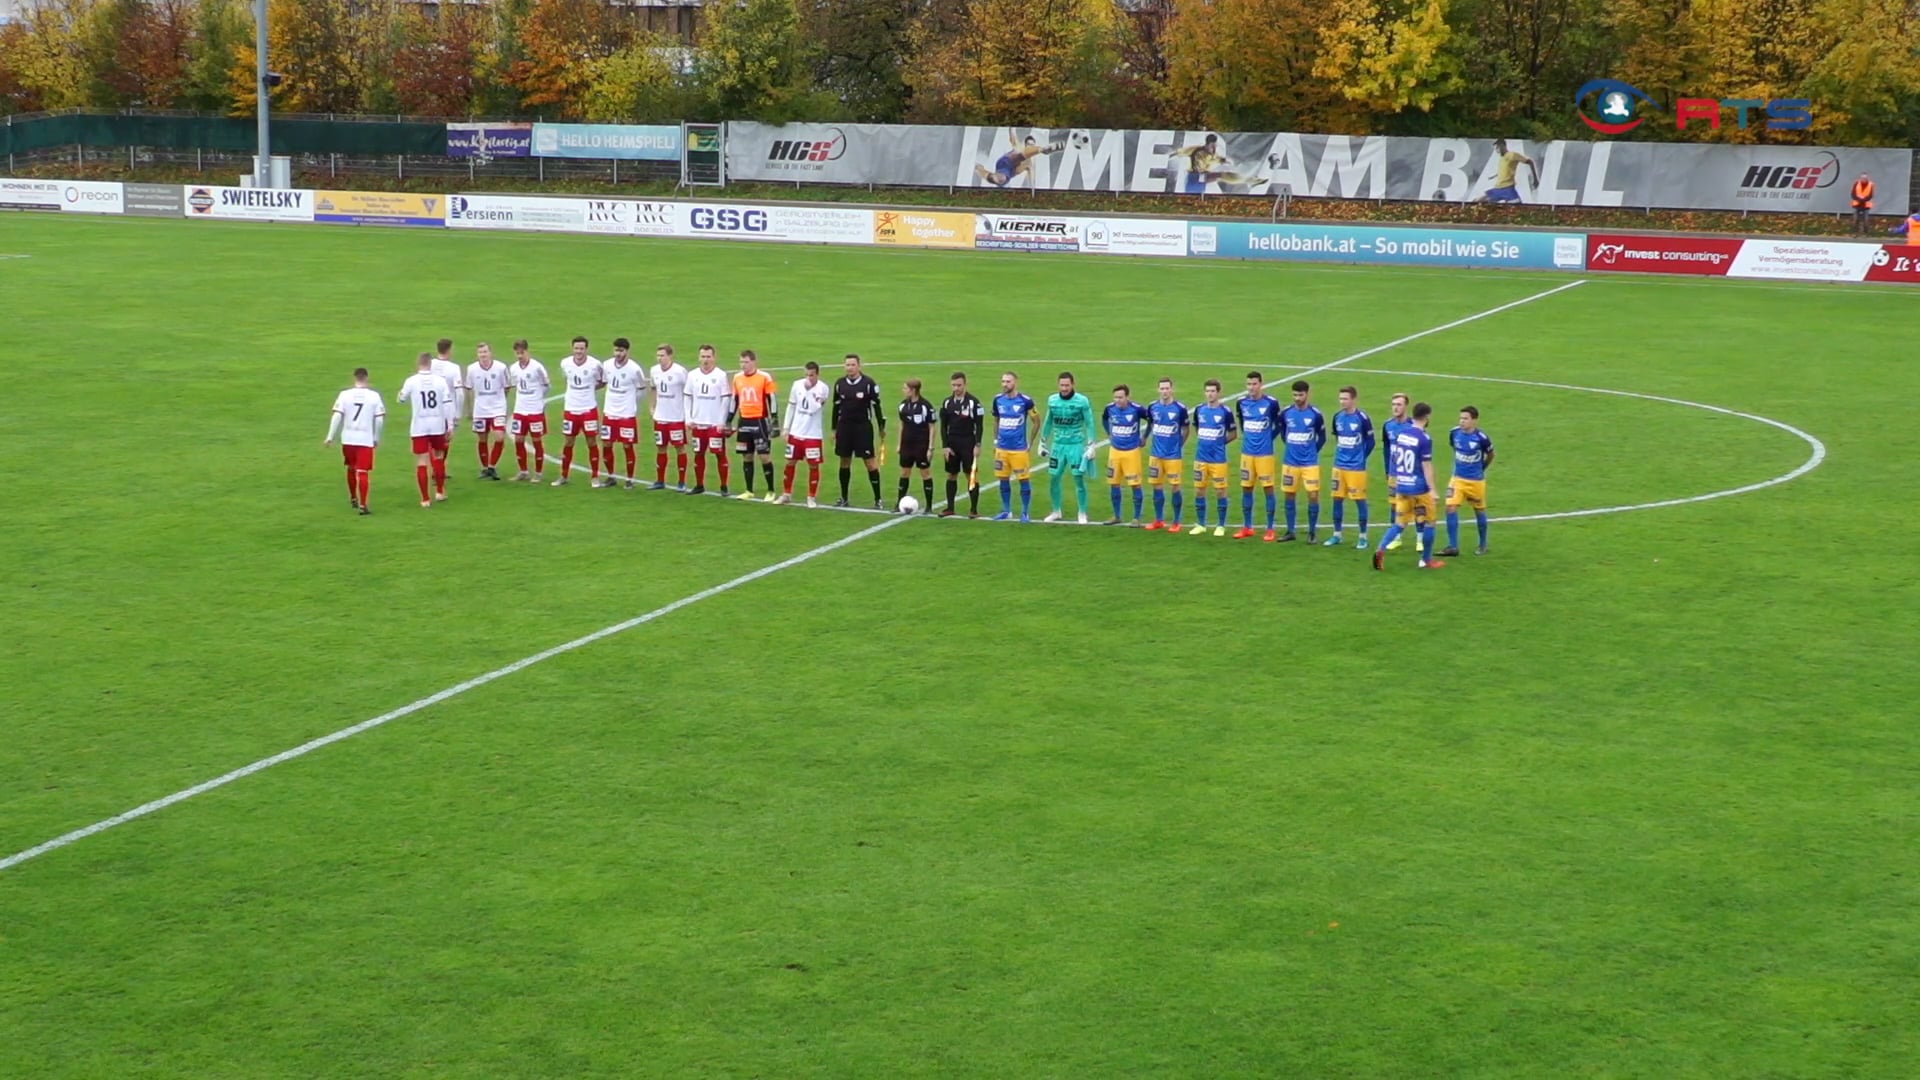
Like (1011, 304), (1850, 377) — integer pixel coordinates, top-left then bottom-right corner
(763, 128), (846, 171)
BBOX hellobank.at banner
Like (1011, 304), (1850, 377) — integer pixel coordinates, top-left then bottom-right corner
(1195, 222), (1585, 271)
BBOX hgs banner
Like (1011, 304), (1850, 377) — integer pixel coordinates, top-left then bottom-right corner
(724, 122), (1912, 215)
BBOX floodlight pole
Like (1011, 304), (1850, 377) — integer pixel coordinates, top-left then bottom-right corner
(254, 0), (271, 188)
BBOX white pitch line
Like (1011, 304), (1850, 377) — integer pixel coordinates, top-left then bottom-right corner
(2, 282), (1584, 875)
(0, 516), (910, 875)
(1336, 367), (1828, 522)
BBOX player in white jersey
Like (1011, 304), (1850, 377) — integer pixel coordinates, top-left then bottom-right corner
(465, 342), (511, 480)
(324, 367), (386, 515)
(430, 338), (463, 488)
(397, 352), (454, 507)
(778, 360), (833, 507)
(599, 337), (651, 489)
(683, 344), (733, 496)
(648, 343), (690, 490)
(553, 335), (605, 487)
(507, 339), (551, 482)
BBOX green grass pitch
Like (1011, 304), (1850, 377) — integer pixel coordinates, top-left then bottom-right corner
(1, 213), (1916, 1078)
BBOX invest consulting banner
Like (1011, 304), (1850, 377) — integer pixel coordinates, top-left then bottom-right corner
(1193, 221), (1585, 270)
(723, 122), (1912, 215)
(532, 123), (681, 161)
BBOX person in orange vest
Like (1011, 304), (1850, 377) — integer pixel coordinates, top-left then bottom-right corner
(1852, 173), (1875, 233)
(1889, 210), (1920, 246)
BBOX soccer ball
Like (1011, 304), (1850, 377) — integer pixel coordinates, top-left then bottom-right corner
(898, 495), (921, 515)
(1069, 131), (1091, 149)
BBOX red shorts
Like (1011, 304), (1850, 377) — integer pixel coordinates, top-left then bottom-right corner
(692, 426), (727, 453)
(511, 414), (546, 438)
(653, 420), (688, 447)
(785, 438), (823, 463)
(562, 410), (599, 438)
(411, 434), (448, 455)
(603, 416), (639, 444)
(341, 445), (374, 470)
(472, 415), (507, 434)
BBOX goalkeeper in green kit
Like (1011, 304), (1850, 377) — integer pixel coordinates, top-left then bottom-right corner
(1040, 371), (1098, 524)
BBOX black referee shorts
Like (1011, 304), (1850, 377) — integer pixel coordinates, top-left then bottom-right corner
(835, 426), (875, 460)
(943, 443), (978, 476)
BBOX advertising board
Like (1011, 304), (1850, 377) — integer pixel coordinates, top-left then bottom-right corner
(974, 214), (1081, 252)
(531, 124), (682, 161)
(0, 179), (123, 214)
(873, 209), (975, 248)
(446, 194), (583, 232)
(123, 182), (184, 218)
(1193, 222), (1584, 270)
(183, 186), (314, 222)
(1726, 238), (1882, 281)
(1079, 217), (1188, 257)
(682, 203), (873, 244)
(1585, 233), (1742, 275)
(313, 191), (445, 227)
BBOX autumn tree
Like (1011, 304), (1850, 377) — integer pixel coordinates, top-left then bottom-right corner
(1459, 0), (1612, 128)
(580, 32), (691, 122)
(1801, 0), (1920, 143)
(391, 5), (483, 117)
(182, 0), (248, 111)
(906, 0), (1133, 126)
(694, 0), (839, 121)
(9, 0), (93, 111)
(0, 22), (39, 114)
(1163, 0), (1341, 131)
(1314, 0), (1466, 129)
(508, 0), (631, 118)
(802, 0), (917, 121)
(230, 0), (367, 115)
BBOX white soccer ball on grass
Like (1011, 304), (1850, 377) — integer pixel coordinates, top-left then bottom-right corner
(898, 495), (921, 515)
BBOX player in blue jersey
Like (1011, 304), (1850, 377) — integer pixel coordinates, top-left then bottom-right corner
(1378, 392), (1411, 551)
(1278, 380), (1328, 542)
(1102, 385), (1149, 525)
(1323, 385), (1376, 548)
(990, 371), (1039, 522)
(1440, 405), (1496, 557)
(1145, 378), (1189, 532)
(1373, 402), (1444, 570)
(1187, 379), (1236, 537)
(1233, 372), (1283, 541)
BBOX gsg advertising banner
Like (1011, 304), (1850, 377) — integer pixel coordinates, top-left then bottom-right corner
(532, 123), (681, 161)
(183, 186), (314, 222)
(0, 178), (123, 213)
(722, 122), (1912, 215)
(681, 203), (873, 244)
(313, 191), (445, 227)
(1193, 221), (1585, 270)
(1585, 233), (1742, 276)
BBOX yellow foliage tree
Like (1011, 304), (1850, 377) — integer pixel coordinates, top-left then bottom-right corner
(907, 0), (1131, 126)
(229, 0), (367, 115)
(1163, 0), (1341, 131)
(10, 0), (94, 111)
(1800, 0), (1920, 143)
(1313, 0), (1465, 129)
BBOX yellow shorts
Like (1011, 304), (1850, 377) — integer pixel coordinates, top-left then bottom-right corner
(1106, 447), (1144, 486)
(993, 449), (1032, 480)
(1331, 469), (1368, 500)
(1392, 492), (1437, 524)
(1446, 477), (1488, 510)
(1239, 454), (1276, 488)
(1193, 461), (1230, 488)
(1148, 457), (1184, 485)
(1282, 464), (1322, 495)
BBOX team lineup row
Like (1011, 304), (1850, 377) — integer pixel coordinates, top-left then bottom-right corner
(323, 339), (1498, 568)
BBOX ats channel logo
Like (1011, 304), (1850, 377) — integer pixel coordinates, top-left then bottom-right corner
(1575, 79), (1813, 134)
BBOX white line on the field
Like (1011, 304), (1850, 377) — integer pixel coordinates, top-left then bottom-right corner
(3, 282), (1582, 874)
(1337, 367), (1827, 522)
(0, 516), (910, 875)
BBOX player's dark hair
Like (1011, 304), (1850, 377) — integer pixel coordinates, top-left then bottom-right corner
(416, 351), (432, 365)
(1205, 134), (1218, 145)
(436, 338), (453, 353)
(1292, 380), (1310, 393)
(572, 335), (588, 347)
(512, 338), (529, 351)
(1204, 379), (1222, 392)
(612, 337), (630, 350)
(740, 348), (757, 363)
(951, 371), (966, 381)
(1114, 384), (1130, 395)
(805, 361), (820, 374)
(699, 343), (715, 353)
(1413, 402), (1433, 421)
(1158, 377), (1172, 386)
(1058, 371), (1074, 383)
(657, 343), (673, 356)
(1338, 385), (1357, 398)
(352, 367), (368, 380)
(476, 340), (490, 351)
(906, 378), (922, 393)
(1461, 405), (1480, 418)
(1246, 370), (1262, 381)
(845, 353), (861, 363)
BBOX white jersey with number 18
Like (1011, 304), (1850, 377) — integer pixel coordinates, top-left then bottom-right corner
(399, 373), (453, 437)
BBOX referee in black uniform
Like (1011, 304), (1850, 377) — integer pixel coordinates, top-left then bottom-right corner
(938, 371), (986, 517)
(831, 353), (886, 508)
(896, 379), (936, 512)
